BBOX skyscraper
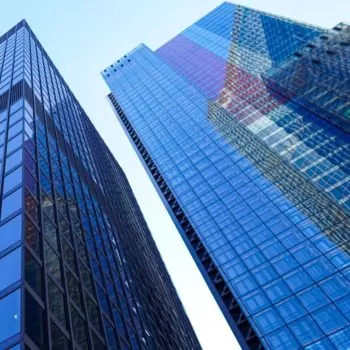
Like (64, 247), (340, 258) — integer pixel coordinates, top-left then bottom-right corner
(103, 3), (350, 349)
(0, 20), (200, 350)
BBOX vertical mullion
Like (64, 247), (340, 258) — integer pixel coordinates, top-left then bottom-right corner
(28, 32), (51, 350)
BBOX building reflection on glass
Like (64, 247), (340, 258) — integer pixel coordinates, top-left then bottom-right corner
(104, 3), (350, 349)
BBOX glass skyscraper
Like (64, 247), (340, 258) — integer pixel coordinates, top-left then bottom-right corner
(0, 20), (200, 350)
(103, 3), (350, 350)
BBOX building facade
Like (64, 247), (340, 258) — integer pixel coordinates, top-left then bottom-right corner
(103, 3), (350, 349)
(0, 20), (200, 350)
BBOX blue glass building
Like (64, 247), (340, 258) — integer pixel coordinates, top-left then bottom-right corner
(0, 20), (200, 349)
(103, 3), (350, 349)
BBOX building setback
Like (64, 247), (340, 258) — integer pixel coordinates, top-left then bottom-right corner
(103, 2), (350, 349)
(0, 20), (201, 350)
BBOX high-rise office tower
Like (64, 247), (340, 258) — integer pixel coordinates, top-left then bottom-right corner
(103, 2), (350, 349)
(0, 20), (200, 350)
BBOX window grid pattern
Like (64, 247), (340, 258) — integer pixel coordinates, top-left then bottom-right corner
(103, 3), (350, 350)
(0, 20), (200, 350)
(263, 22), (350, 132)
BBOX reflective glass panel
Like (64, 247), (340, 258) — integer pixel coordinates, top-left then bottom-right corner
(0, 289), (21, 343)
(1, 188), (22, 220)
(3, 166), (22, 194)
(0, 215), (21, 253)
(0, 247), (21, 291)
(6, 149), (22, 173)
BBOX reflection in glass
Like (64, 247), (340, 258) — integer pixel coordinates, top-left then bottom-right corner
(25, 290), (45, 348)
(48, 278), (67, 328)
(71, 306), (88, 349)
(51, 321), (69, 350)
(44, 241), (62, 284)
(25, 216), (41, 257)
(24, 167), (37, 197)
(25, 248), (43, 297)
(25, 189), (39, 224)
(103, 5), (350, 348)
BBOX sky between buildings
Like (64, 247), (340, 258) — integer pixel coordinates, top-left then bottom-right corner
(1, 1), (349, 349)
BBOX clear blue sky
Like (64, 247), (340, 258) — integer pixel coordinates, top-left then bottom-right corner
(1, 1), (348, 349)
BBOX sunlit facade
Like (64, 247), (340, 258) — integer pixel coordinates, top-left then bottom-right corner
(0, 20), (200, 350)
(103, 3), (350, 349)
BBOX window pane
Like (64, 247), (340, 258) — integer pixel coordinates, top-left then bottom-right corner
(6, 148), (22, 172)
(0, 289), (21, 343)
(0, 214), (21, 253)
(0, 132), (5, 146)
(48, 278), (67, 328)
(25, 249), (43, 297)
(86, 292), (101, 332)
(24, 121), (33, 138)
(3, 166), (22, 194)
(0, 110), (7, 123)
(8, 121), (23, 139)
(25, 290), (45, 348)
(9, 344), (21, 350)
(66, 270), (81, 308)
(7, 134), (22, 154)
(45, 242), (62, 284)
(71, 306), (88, 348)
(1, 188), (22, 220)
(113, 308), (125, 339)
(0, 247), (21, 291)
(51, 321), (69, 350)
(43, 215), (58, 251)
(10, 109), (23, 125)
(92, 332), (106, 350)
(103, 317), (118, 350)
(25, 189), (39, 224)
(10, 100), (23, 115)
(25, 217), (41, 257)
(24, 149), (36, 178)
(24, 110), (33, 125)
(0, 120), (7, 134)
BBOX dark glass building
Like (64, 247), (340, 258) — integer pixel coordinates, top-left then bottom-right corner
(103, 3), (350, 350)
(0, 20), (201, 350)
